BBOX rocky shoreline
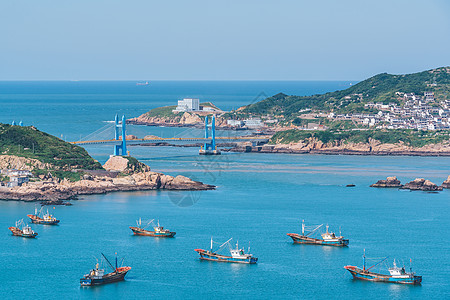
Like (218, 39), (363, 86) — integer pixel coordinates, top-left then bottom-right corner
(225, 137), (450, 157)
(0, 156), (214, 202)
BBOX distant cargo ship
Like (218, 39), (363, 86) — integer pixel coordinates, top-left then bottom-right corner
(27, 207), (60, 225)
(136, 81), (149, 86)
(344, 251), (422, 285)
(9, 219), (38, 238)
(195, 237), (258, 264)
(80, 253), (131, 286)
(129, 218), (176, 237)
(287, 220), (349, 247)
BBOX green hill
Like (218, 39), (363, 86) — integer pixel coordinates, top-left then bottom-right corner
(240, 67), (450, 120)
(0, 123), (102, 170)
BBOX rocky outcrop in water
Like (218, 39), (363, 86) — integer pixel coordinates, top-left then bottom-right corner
(370, 176), (402, 188)
(400, 178), (443, 191)
(442, 176), (450, 189)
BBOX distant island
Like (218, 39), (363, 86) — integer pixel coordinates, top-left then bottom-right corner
(0, 123), (214, 202)
(129, 67), (450, 156)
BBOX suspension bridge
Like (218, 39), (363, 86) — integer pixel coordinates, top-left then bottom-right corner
(70, 115), (269, 156)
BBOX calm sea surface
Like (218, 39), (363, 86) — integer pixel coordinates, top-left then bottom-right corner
(0, 81), (449, 299)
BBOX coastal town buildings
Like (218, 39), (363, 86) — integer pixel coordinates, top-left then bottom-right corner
(326, 92), (450, 130)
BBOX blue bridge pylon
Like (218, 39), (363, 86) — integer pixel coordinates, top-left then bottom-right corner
(199, 115), (221, 155)
(114, 114), (128, 156)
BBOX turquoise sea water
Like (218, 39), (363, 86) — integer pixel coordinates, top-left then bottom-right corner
(0, 81), (449, 299)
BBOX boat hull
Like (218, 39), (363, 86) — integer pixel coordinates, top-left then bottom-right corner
(195, 249), (258, 264)
(344, 266), (422, 285)
(80, 267), (131, 286)
(8, 227), (38, 238)
(129, 227), (176, 237)
(27, 215), (60, 225)
(287, 233), (349, 247)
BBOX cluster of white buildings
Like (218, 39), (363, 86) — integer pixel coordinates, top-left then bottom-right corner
(328, 92), (450, 130)
(227, 118), (263, 129)
(0, 169), (32, 187)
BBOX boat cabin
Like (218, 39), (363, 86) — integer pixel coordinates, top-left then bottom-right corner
(388, 261), (407, 277)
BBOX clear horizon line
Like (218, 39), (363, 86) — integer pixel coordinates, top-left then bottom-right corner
(0, 79), (360, 82)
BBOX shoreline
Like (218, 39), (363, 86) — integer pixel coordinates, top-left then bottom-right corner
(223, 146), (450, 157)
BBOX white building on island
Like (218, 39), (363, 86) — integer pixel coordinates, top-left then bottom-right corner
(174, 98), (200, 112)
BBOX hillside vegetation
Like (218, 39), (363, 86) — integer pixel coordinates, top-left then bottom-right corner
(240, 67), (450, 120)
(0, 124), (102, 170)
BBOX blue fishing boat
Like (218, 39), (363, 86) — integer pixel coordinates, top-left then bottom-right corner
(287, 220), (349, 246)
(195, 237), (258, 264)
(129, 218), (176, 237)
(344, 251), (422, 285)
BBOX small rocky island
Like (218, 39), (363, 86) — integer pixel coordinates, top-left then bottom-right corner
(370, 176), (447, 191)
(0, 123), (214, 202)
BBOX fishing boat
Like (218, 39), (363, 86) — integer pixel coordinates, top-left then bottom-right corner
(27, 207), (60, 225)
(129, 218), (176, 237)
(80, 253), (131, 286)
(287, 220), (349, 247)
(344, 251), (422, 285)
(195, 237), (258, 264)
(8, 219), (38, 238)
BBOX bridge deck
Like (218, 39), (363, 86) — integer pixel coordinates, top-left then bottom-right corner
(71, 136), (269, 145)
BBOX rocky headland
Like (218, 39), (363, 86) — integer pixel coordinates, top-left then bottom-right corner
(0, 156), (214, 202)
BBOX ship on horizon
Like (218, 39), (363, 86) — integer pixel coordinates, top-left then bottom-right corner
(136, 81), (149, 86)
(287, 220), (349, 247)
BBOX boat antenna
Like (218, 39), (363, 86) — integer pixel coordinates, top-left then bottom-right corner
(248, 242), (251, 254)
(210, 236), (213, 252)
(339, 226), (342, 237)
(302, 220), (305, 236)
(101, 253), (116, 272)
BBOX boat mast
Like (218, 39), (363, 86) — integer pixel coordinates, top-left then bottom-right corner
(363, 249), (366, 271)
(210, 237), (213, 252)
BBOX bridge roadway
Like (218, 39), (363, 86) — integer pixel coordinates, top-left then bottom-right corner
(71, 136), (269, 146)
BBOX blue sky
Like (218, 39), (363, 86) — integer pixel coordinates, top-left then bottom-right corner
(1, 0), (449, 80)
